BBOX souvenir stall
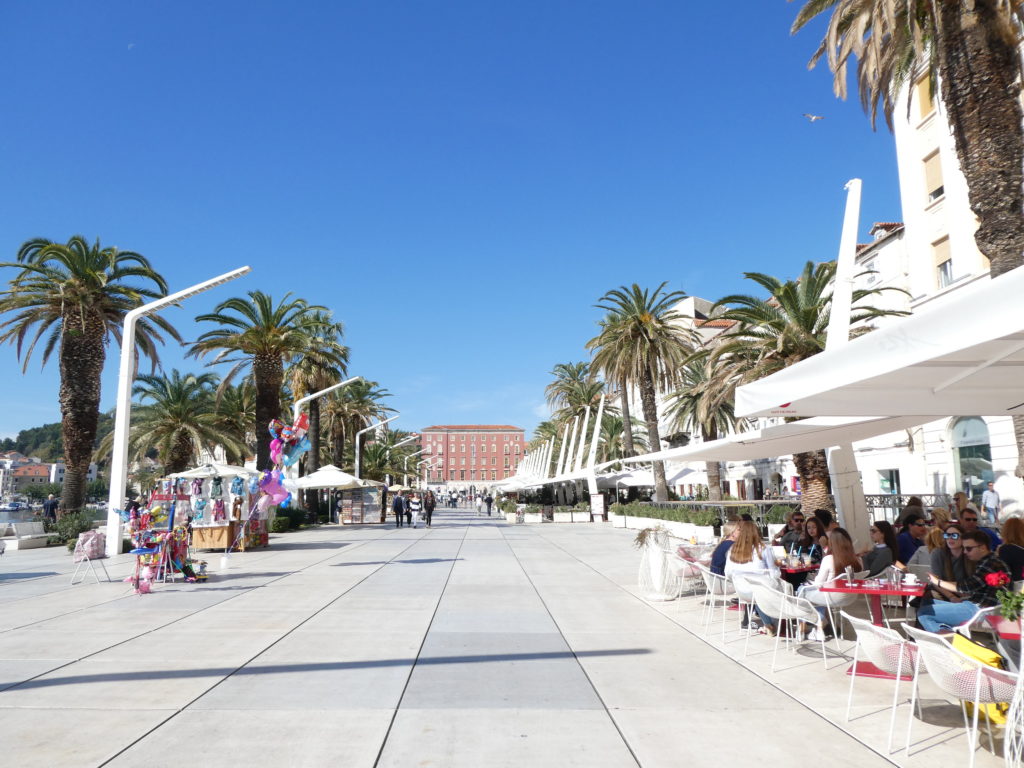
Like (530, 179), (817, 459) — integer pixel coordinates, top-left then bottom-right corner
(120, 498), (208, 594)
(294, 466), (382, 524)
(167, 463), (263, 551)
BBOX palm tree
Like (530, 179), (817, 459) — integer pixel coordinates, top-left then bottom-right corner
(665, 358), (741, 502)
(710, 260), (905, 512)
(288, 311), (349, 514)
(212, 381), (256, 465)
(590, 314), (640, 460)
(0, 236), (180, 514)
(587, 283), (697, 501)
(188, 291), (335, 470)
(792, 1), (1024, 279)
(96, 370), (246, 474)
(321, 379), (392, 471)
(597, 414), (648, 464)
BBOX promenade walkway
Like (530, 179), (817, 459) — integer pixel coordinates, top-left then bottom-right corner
(0, 508), (998, 766)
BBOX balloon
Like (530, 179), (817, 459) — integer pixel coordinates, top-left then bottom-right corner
(259, 470), (289, 504)
(256, 494), (272, 514)
(280, 425), (295, 444)
(269, 438), (284, 465)
(280, 492), (292, 509)
(292, 412), (309, 439)
(268, 419), (284, 439)
(283, 436), (310, 467)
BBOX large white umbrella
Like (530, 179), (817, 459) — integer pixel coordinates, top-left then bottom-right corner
(293, 465), (367, 490)
(734, 264), (1024, 419)
(169, 462), (258, 479)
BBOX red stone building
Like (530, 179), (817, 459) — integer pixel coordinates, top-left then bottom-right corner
(419, 425), (525, 489)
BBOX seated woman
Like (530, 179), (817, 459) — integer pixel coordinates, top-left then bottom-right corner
(798, 528), (862, 639)
(903, 526), (942, 572)
(929, 507), (952, 531)
(796, 517), (828, 564)
(859, 520), (897, 576)
(928, 523), (972, 592)
(724, 521), (781, 635)
(998, 517), (1024, 582)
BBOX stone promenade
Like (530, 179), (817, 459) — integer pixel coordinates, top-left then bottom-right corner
(0, 508), (994, 766)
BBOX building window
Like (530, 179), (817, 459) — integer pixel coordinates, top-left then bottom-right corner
(450, 470), (456, 480)
(915, 76), (935, 120)
(471, 434), (475, 441)
(460, 458), (465, 466)
(491, 457), (496, 465)
(504, 457), (510, 467)
(470, 470), (476, 480)
(460, 470), (465, 481)
(460, 434), (465, 441)
(923, 151), (944, 202)
(933, 237), (953, 288)
(504, 435), (509, 441)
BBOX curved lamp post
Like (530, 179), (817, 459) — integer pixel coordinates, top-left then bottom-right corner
(105, 266), (251, 556)
(403, 448), (424, 486)
(353, 415), (398, 479)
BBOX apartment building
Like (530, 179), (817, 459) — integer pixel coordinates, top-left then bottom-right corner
(419, 425), (525, 491)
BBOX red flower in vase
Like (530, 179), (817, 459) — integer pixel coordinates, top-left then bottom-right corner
(985, 571), (1012, 588)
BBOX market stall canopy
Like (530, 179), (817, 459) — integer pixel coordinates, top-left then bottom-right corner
(387, 484), (413, 492)
(360, 478), (387, 488)
(734, 266), (1024, 419)
(620, 416), (931, 465)
(293, 465), (367, 490)
(169, 462), (258, 479)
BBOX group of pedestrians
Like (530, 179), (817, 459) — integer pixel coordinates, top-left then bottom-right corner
(392, 490), (435, 528)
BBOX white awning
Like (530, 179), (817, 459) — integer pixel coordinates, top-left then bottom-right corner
(293, 465), (369, 490)
(734, 266), (1024, 418)
(621, 416), (931, 465)
(169, 462), (258, 478)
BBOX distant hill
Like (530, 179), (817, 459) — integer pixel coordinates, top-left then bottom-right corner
(1, 411), (114, 463)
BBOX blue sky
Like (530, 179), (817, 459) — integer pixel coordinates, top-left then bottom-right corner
(0, 1), (901, 441)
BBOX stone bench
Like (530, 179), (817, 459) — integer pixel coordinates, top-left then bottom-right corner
(8, 521), (50, 550)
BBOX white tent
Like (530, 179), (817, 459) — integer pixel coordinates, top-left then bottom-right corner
(620, 415), (932, 465)
(734, 265), (1024, 419)
(293, 465), (368, 491)
(169, 462), (258, 479)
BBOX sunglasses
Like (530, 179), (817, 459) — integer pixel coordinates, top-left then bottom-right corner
(943, 532), (960, 540)
(962, 517), (978, 523)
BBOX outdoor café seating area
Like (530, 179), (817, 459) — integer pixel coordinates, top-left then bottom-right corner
(649, 521), (1022, 768)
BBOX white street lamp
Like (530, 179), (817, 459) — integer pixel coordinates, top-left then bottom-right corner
(105, 266), (251, 556)
(403, 448), (424, 486)
(420, 455), (441, 488)
(287, 376), (362, 482)
(353, 414), (398, 479)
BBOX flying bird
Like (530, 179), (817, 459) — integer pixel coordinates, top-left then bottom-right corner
(803, 113), (824, 122)
(127, 43), (136, 50)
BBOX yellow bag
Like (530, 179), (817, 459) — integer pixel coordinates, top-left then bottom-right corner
(951, 633), (1008, 724)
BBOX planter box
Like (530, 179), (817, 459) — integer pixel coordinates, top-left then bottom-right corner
(572, 510), (593, 523)
(552, 511), (572, 523)
(610, 513), (626, 528)
(523, 512), (542, 524)
(505, 512), (518, 524)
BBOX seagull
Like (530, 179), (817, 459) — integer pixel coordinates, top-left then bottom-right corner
(128, 42), (136, 50)
(803, 113), (824, 122)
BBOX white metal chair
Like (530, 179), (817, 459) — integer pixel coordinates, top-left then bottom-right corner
(739, 573), (791, 657)
(695, 562), (734, 640)
(904, 624), (1018, 767)
(842, 611), (919, 753)
(752, 583), (829, 672)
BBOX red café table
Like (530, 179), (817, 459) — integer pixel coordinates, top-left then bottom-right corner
(820, 578), (926, 680)
(780, 564), (819, 575)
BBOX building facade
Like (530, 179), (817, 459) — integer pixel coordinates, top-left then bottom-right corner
(420, 425), (525, 491)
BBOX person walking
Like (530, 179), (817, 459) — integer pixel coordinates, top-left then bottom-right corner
(484, 493), (493, 517)
(409, 493), (422, 528)
(42, 494), (59, 523)
(982, 481), (1002, 525)
(392, 493), (406, 528)
(475, 495), (484, 516)
(424, 491), (435, 527)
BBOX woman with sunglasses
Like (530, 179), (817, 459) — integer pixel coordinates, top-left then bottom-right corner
(927, 523), (973, 599)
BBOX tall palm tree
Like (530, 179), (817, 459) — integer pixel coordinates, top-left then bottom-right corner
(792, 1), (1024, 279)
(590, 314), (640, 460)
(665, 357), (741, 502)
(288, 311), (349, 514)
(96, 369), (246, 474)
(545, 362), (592, 411)
(0, 236), (179, 513)
(587, 283), (697, 501)
(188, 291), (335, 470)
(710, 260), (905, 512)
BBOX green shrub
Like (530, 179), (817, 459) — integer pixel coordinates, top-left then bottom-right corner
(766, 505), (793, 524)
(523, 504), (541, 516)
(689, 509), (719, 526)
(270, 516), (290, 533)
(317, 513), (329, 524)
(53, 512), (94, 544)
(65, 537), (76, 552)
(498, 500), (517, 515)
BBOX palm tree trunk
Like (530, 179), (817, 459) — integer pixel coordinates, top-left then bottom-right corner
(792, 449), (833, 515)
(703, 426), (722, 502)
(935, 1), (1024, 278)
(253, 354), (283, 470)
(306, 399), (321, 517)
(59, 312), (106, 516)
(619, 380), (635, 458)
(166, 432), (194, 475)
(637, 367), (668, 502)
